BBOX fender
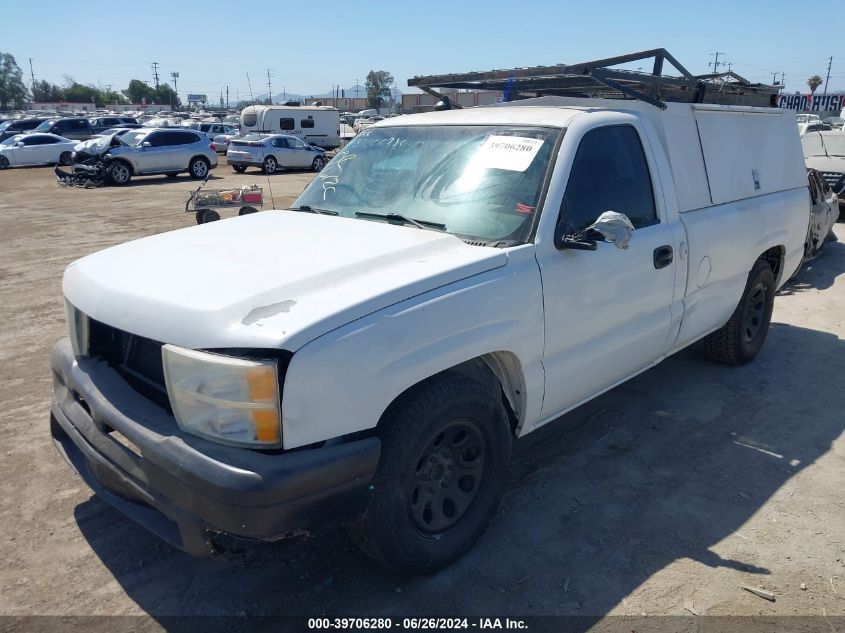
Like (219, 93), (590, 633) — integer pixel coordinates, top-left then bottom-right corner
(281, 245), (546, 448)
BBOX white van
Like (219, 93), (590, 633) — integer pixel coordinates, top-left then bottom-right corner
(239, 105), (340, 149)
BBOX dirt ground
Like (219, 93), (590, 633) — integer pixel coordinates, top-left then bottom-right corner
(0, 159), (843, 628)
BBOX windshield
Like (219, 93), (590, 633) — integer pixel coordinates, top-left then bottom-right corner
(119, 130), (148, 147)
(1, 135), (22, 146)
(0, 121), (12, 131)
(293, 125), (560, 243)
(35, 120), (55, 131)
(802, 133), (845, 157)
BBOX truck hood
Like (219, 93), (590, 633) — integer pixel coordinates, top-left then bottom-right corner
(805, 155), (845, 172)
(63, 211), (508, 351)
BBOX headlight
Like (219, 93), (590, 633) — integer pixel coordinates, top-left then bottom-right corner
(64, 301), (89, 357)
(162, 345), (282, 448)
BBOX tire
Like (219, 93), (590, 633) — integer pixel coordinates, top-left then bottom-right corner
(349, 371), (511, 573)
(108, 161), (132, 185)
(312, 155), (326, 172)
(262, 155), (278, 175)
(0, 156), (8, 169)
(195, 209), (220, 224)
(238, 206), (258, 216)
(189, 157), (210, 179)
(59, 152), (72, 166)
(703, 259), (775, 365)
(232, 164), (247, 174)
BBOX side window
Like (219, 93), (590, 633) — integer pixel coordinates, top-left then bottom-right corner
(290, 138), (307, 149)
(272, 137), (289, 148)
(22, 136), (43, 146)
(279, 117), (295, 131)
(561, 125), (658, 232)
(301, 118), (315, 129)
(146, 132), (172, 147)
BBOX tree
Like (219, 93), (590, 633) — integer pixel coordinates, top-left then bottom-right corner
(807, 75), (823, 94)
(155, 84), (180, 108)
(365, 70), (393, 111)
(0, 52), (28, 110)
(32, 79), (64, 102)
(64, 82), (99, 105)
(123, 79), (158, 104)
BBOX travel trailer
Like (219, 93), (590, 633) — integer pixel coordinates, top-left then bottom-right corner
(239, 105), (340, 149)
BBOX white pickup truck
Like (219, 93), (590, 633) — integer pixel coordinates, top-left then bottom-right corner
(51, 97), (808, 572)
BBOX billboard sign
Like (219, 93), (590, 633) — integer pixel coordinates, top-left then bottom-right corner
(186, 94), (207, 103)
(777, 93), (845, 112)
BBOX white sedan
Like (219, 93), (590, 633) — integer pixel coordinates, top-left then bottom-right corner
(0, 133), (77, 169)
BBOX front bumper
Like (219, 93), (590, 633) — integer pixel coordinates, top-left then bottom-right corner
(50, 338), (380, 556)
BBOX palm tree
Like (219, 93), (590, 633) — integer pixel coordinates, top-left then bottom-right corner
(807, 75), (823, 94)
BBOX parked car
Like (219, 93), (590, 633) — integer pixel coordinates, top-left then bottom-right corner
(801, 168), (839, 261)
(802, 130), (845, 212)
(210, 131), (240, 153)
(88, 117), (140, 134)
(88, 116), (141, 134)
(226, 133), (326, 173)
(32, 117), (93, 140)
(0, 118), (46, 142)
(91, 127), (138, 139)
(822, 116), (844, 130)
(0, 133), (76, 168)
(183, 122), (238, 140)
(71, 127), (217, 185)
(799, 122), (833, 135)
(796, 113), (822, 125)
(51, 97), (808, 571)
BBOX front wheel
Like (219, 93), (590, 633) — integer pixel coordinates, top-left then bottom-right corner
(108, 161), (132, 185)
(195, 209), (220, 224)
(189, 157), (210, 179)
(703, 259), (775, 365)
(312, 155), (326, 172)
(232, 164), (247, 173)
(349, 371), (511, 573)
(0, 156), (9, 169)
(59, 152), (72, 166)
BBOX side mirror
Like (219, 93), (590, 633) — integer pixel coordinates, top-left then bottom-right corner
(555, 211), (635, 251)
(17, 141), (24, 147)
(141, 141), (151, 148)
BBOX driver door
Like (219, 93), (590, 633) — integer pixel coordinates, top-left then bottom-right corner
(535, 122), (679, 419)
(288, 137), (314, 167)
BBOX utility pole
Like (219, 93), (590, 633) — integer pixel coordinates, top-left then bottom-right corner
(28, 58), (36, 98)
(823, 56), (833, 96)
(771, 71), (778, 84)
(151, 62), (160, 88)
(226, 85), (229, 108)
(709, 52), (725, 74)
(266, 69), (272, 104)
(356, 78), (359, 100)
(725, 62), (733, 73)
(780, 72), (787, 91)
(170, 71), (179, 104)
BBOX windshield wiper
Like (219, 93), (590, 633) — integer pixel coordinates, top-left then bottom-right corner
(296, 205), (338, 215)
(354, 211), (446, 231)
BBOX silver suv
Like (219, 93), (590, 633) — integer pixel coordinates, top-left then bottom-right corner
(105, 128), (218, 185)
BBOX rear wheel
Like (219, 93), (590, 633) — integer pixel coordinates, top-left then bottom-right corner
(262, 155), (278, 175)
(58, 152), (72, 166)
(238, 206), (258, 216)
(189, 157), (210, 179)
(349, 371), (511, 573)
(312, 155), (326, 172)
(232, 164), (247, 173)
(0, 156), (9, 169)
(195, 209), (220, 224)
(704, 259), (775, 365)
(108, 161), (132, 185)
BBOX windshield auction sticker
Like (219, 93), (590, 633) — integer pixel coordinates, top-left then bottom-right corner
(472, 135), (545, 172)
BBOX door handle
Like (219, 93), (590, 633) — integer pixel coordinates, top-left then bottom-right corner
(653, 245), (673, 269)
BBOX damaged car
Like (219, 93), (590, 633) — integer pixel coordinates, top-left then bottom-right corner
(56, 128), (218, 187)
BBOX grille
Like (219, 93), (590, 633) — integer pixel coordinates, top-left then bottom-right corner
(821, 171), (845, 194)
(87, 318), (170, 411)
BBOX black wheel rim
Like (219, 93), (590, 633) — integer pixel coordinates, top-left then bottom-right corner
(408, 418), (487, 536)
(743, 281), (767, 343)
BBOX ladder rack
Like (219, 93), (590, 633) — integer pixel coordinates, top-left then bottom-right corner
(408, 48), (779, 110)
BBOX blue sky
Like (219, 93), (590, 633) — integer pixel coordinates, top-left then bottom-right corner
(3, 0), (842, 102)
